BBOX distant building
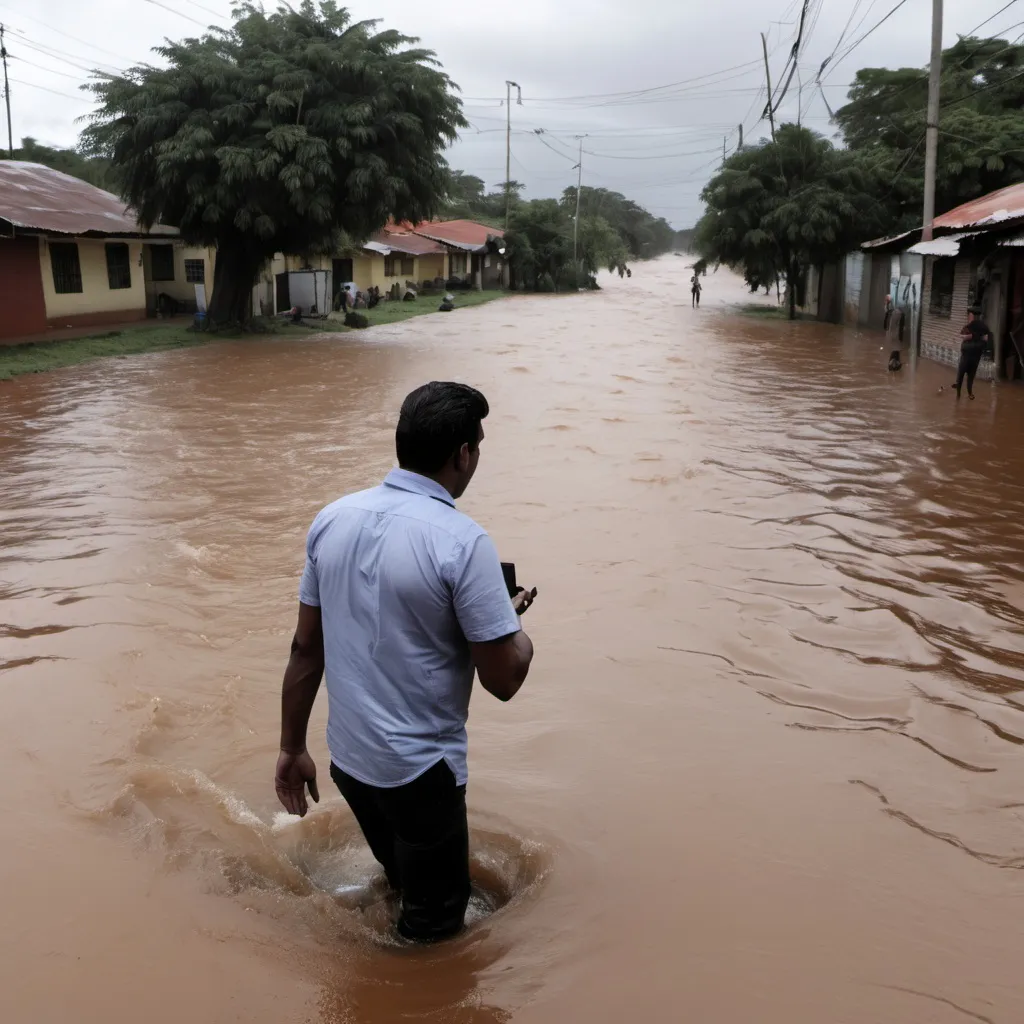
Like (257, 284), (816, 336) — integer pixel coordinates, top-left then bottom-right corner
(0, 161), (197, 343)
(269, 219), (507, 314)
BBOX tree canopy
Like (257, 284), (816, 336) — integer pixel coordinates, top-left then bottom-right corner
(82, 0), (465, 324)
(561, 186), (675, 259)
(836, 34), (1024, 231)
(695, 123), (882, 318)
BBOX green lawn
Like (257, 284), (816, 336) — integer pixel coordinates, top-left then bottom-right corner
(0, 290), (510, 381)
(346, 288), (508, 328)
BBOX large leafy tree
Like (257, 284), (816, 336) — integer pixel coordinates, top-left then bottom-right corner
(82, 1), (465, 324)
(836, 35), (1024, 230)
(695, 123), (882, 318)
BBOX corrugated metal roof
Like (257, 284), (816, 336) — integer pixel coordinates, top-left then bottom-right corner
(998, 233), (1024, 247)
(934, 182), (1024, 230)
(906, 231), (980, 256)
(365, 228), (446, 257)
(0, 161), (177, 237)
(410, 219), (504, 252)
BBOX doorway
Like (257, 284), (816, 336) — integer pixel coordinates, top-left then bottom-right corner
(333, 258), (353, 309)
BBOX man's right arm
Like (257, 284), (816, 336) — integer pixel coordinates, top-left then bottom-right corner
(453, 533), (536, 702)
(470, 630), (534, 702)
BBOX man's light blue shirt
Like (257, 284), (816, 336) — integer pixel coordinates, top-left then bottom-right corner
(299, 468), (521, 788)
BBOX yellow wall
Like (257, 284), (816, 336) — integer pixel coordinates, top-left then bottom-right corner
(143, 243), (217, 307)
(39, 237), (147, 320)
(419, 253), (446, 283)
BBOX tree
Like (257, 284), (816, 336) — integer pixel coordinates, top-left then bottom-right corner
(836, 35), (1024, 230)
(695, 123), (881, 319)
(82, 1), (464, 325)
(561, 185), (675, 259)
(504, 199), (573, 291)
(6, 138), (112, 190)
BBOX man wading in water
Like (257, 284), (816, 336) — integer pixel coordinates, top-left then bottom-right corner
(275, 382), (537, 942)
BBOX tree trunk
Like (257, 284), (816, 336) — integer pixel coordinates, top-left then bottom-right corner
(787, 262), (799, 321)
(207, 238), (265, 328)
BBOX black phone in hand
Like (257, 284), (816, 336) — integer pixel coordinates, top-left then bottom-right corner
(500, 562), (518, 598)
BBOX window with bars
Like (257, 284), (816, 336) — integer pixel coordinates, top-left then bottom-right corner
(105, 243), (132, 290)
(449, 253), (468, 276)
(150, 245), (175, 282)
(929, 258), (955, 317)
(184, 259), (205, 284)
(50, 243), (83, 294)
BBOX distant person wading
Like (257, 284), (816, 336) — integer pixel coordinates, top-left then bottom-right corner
(275, 382), (537, 942)
(691, 274), (702, 307)
(956, 307), (993, 400)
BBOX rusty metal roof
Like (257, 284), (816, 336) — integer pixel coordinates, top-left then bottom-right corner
(365, 228), (447, 257)
(411, 219), (504, 252)
(0, 161), (178, 238)
(934, 182), (1024, 230)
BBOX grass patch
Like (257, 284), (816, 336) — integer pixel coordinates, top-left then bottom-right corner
(0, 324), (222, 381)
(349, 289), (508, 329)
(0, 291), (511, 381)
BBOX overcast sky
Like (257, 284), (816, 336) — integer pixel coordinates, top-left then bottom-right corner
(0, 0), (1007, 227)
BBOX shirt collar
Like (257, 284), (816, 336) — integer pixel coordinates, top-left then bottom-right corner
(383, 467), (456, 507)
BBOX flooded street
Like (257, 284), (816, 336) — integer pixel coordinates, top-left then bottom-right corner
(4, 258), (1024, 1023)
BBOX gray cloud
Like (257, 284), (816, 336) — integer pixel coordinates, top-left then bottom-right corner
(1, 0), (991, 226)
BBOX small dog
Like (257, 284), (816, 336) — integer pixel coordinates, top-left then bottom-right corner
(887, 350), (902, 371)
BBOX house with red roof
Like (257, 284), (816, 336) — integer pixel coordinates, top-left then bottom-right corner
(270, 217), (506, 314)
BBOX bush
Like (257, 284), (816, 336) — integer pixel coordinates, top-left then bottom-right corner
(537, 272), (556, 293)
(344, 312), (369, 328)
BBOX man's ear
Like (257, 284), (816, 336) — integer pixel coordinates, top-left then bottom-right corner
(455, 442), (471, 472)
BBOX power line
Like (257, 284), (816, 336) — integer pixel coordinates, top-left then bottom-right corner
(8, 77), (86, 101)
(965, 0), (1020, 36)
(0, 6), (132, 62)
(140, 0), (210, 28)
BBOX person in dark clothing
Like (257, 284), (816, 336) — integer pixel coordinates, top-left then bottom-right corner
(691, 274), (702, 308)
(956, 307), (993, 400)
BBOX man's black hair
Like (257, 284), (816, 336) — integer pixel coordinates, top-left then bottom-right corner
(396, 382), (490, 474)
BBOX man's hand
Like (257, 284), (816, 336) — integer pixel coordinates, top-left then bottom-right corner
(512, 586), (538, 616)
(275, 749), (319, 817)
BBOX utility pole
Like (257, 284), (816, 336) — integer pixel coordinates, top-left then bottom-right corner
(573, 135), (586, 275)
(921, 0), (943, 241)
(738, 124), (744, 151)
(504, 80), (521, 231)
(722, 136), (727, 166)
(760, 32), (776, 141)
(1, 25), (12, 159)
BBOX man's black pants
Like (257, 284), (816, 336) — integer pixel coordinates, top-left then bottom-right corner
(956, 346), (984, 395)
(330, 759), (471, 942)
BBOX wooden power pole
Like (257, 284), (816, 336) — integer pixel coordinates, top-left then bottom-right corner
(921, 0), (943, 241)
(1, 25), (12, 159)
(760, 32), (776, 141)
(504, 80), (521, 232)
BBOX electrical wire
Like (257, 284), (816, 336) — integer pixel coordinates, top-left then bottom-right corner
(965, 1), (1020, 37)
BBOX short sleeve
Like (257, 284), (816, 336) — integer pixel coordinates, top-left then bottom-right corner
(451, 532), (521, 643)
(298, 516), (322, 607)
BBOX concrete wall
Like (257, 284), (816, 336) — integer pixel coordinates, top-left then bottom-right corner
(143, 243), (217, 311)
(0, 235), (48, 341)
(843, 252), (865, 325)
(920, 255), (996, 380)
(419, 253), (446, 285)
(39, 237), (147, 326)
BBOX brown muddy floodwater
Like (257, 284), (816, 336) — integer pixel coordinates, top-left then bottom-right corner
(3, 260), (1024, 1024)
